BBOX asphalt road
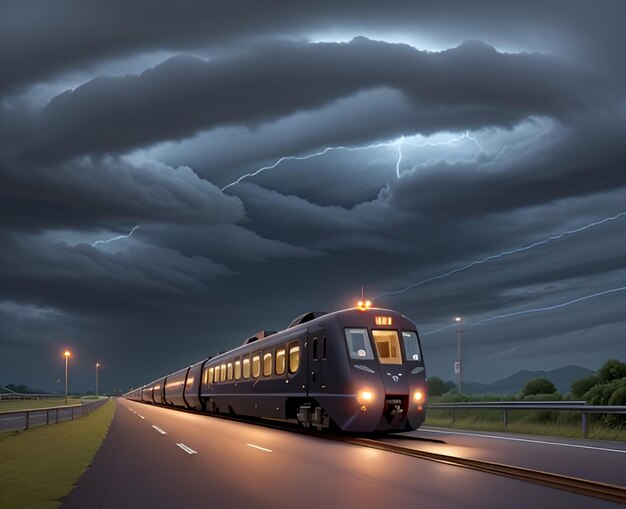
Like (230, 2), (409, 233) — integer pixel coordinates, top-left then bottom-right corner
(61, 399), (624, 509)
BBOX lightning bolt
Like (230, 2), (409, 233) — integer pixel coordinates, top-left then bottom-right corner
(375, 211), (626, 300)
(221, 130), (482, 191)
(91, 225), (140, 246)
(471, 286), (626, 326)
(395, 136), (404, 178)
(421, 285), (626, 336)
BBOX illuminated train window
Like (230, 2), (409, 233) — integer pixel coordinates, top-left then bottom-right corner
(227, 363), (233, 381)
(234, 359), (241, 380)
(276, 346), (286, 375)
(288, 342), (300, 374)
(242, 356), (251, 379)
(220, 364), (226, 382)
(208, 367), (214, 384)
(252, 354), (261, 378)
(263, 351), (273, 377)
(372, 330), (402, 365)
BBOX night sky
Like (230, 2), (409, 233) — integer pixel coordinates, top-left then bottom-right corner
(1, 1), (625, 394)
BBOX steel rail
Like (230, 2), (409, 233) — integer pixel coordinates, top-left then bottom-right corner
(329, 435), (626, 505)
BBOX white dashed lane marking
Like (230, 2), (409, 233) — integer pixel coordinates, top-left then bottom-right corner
(246, 443), (273, 453)
(152, 425), (167, 435)
(176, 443), (198, 455)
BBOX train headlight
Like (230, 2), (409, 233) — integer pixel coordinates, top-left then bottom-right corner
(413, 390), (423, 403)
(357, 389), (374, 405)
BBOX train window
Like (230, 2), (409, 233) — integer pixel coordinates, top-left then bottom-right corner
(186, 377), (194, 388)
(208, 367), (214, 384)
(276, 346), (286, 375)
(312, 338), (318, 360)
(288, 342), (300, 373)
(234, 359), (241, 380)
(402, 331), (421, 361)
(344, 328), (374, 360)
(243, 356), (251, 379)
(263, 351), (273, 377)
(220, 364), (226, 382)
(252, 353), (261, 378)
(227, 362), (233, 380)
(322, 336), (327, 360)
(372, 330), (402, 365)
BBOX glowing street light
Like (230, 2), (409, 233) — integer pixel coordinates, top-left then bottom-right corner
(95, 363), (101, 397)
(63, 350), (71, 405)
(455, 317), (463, 394)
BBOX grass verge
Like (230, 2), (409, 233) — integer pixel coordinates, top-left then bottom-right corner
(0, 399), (116, 509)
(0, 399), (84, 412)
(425, 410), (625, 441)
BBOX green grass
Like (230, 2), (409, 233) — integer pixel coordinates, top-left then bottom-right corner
(425, 409), (625, 441)
(0, 399), (116, 509)
(0, 398), (84, 412)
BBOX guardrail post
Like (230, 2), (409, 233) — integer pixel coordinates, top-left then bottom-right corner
(582, 413), (588, 439)
(46, 409), (50, 425)
(56, 408), (59, 424)
(71, 407), (74, 420)
(25, 411), (30, 430)
(503, 409), (508, 428)
(451, 408), (456, 426)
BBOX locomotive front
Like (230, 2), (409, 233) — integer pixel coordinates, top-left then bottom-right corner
(309, 307), (427, 433)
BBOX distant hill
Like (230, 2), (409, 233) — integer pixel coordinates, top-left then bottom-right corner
(459, 365), (595, 395)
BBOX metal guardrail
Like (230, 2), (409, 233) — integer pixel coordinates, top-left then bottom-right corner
(0, 398), (108, 431)
(0, 392), (66, 400)
(426, 401), (626, 438)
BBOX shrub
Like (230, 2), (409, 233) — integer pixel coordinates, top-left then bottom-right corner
(571, 374), (599, 400)
(519, 377), (556, 399)
(597, 359), (626, 383)
(427, 377), (447, 397)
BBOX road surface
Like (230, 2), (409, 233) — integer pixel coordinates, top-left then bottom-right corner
(61, 399), (624, 509)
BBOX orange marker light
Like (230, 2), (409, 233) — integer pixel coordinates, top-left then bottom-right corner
(375, 316), (393, 326)
(365, 300), (372, 308)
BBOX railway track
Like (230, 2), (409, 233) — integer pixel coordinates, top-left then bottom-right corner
(325, 435), (626, 505)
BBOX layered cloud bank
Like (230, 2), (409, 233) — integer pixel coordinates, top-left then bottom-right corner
(1, 1), (625, 391)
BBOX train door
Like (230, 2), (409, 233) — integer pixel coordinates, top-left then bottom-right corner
(307, 326), (325, 395)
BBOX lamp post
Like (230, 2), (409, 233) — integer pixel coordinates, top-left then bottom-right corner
(455, 317), (463, 394)
(96, 363), (101, 397)
(63, 350), (71, 405)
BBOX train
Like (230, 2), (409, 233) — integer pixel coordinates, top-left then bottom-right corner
(124, 305), (427, 432)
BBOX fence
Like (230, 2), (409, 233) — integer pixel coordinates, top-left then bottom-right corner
(0, 398), (109, 431)
(426, 401), (626, 438)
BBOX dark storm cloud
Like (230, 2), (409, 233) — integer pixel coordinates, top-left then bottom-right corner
(6, 38), (609, 165)
(0, 156), (244, 232)
(2, 2), (625, 391)
(0, 232), (232, 314)
(2, 1), (625, 94)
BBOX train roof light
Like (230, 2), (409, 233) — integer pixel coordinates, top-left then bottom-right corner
(357, 300), (372, 311)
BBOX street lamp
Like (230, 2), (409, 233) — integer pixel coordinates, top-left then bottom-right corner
(455, 317), (463, 394)
(95, 363), (101, 397)
(63, 350), (71, 405)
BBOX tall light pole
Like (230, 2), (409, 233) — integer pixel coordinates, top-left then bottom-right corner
(95, 363), (101, 397)
(63, 350), (71, 405)
(455, 317), (463, 394)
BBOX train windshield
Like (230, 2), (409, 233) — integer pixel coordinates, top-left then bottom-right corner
(345, 328), (375, 360)
(371, 330), (403, 365)
(402, 331), (421, 361)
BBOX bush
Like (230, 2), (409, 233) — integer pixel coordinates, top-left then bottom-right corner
(519, 377), (557, 399)
(571, 374), (599, 400)
(583, 376), (626, 427)
(521, 393), (563, 401)
(427, 377), (447, 397)
(597, 359), (626, 383)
